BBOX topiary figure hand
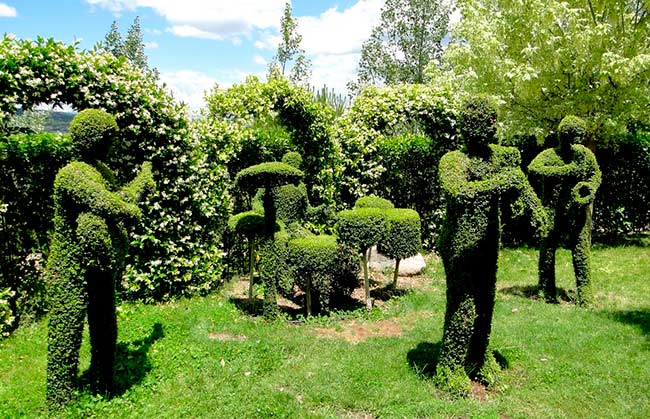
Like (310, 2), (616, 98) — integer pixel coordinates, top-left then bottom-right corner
(572, 181), (596, 206)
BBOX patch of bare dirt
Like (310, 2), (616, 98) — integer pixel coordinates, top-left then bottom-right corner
(312, 318), (406, 344)
(471, 381), (489, 401)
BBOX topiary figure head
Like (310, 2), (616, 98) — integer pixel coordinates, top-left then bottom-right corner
(459, 96), (497, 153)
(281, 151), (303, 169)
(69, 109), (118, 162)
(354, 195), (395, 210)
(557, 115), (587, 150)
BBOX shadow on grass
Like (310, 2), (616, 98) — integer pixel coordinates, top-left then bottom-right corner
(407, 341), (512, 379)
(499, 284), (573, 303)
(370, 284), (410, 301)
(80, 322), (164, 397)
(229, 297), (304, 319)
(407, 341), (441, 378)
(605, 310), (650, 347)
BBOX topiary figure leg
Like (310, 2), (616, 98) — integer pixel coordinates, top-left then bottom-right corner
(572, 216), (594, 307)
(46, 229), (86, 408)
(77, 213), (118, 395)
(438, 292), (476, 391)
(538, 237), (558, 303)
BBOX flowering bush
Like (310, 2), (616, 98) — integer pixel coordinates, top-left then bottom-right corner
(0, 35), (229, 301)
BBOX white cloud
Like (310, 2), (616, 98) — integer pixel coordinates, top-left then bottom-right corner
(253, 55), (267, 66)
(299, 0), (382, 56)
(145, 28), (163, 36)
(0, 3), (17, 17)
(85, 0), (285, 41)
(144, 41), (159, 49)
(254, 32), (280, 50)
(309, 52), (360, 95)
(167, 24), (223, 40)
(159, 69), (265, 109)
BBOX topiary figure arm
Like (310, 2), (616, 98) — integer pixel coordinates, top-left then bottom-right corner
(119, 161), (155, 204)
(55, 162), (141, 221)
(571, 146), (602, 206)
(528, 149), (580, 179)
(439, 151), (503, 199)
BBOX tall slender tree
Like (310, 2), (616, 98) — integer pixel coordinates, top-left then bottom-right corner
(103, 21), (123, 58)
(123, 16), (148, 71)
(350, 0), (450, 94)
(268, 2), (311, 86)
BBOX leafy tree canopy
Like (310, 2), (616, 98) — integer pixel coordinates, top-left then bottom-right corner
(350, 0), (450, 93)
(428, 0), (650, 143)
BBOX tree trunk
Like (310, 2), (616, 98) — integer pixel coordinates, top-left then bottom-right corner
(393, 258), (401, 288)
(363, 248), (372, 311)
(248, 238), (255, 300)
(306, 274), (312, 317)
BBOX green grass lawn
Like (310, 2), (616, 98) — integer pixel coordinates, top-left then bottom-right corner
(1, 246), (649, 418)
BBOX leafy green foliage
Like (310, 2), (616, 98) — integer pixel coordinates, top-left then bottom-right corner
(431, 0), (650, 142)
(335, 208), (387, 252)
(354, 195), (394, 210)
(334, 84), (459, 206)
(227, 211), (266, 237)
(351, 0), (450, 92)
(69, 109), (118, 161)
(281, 151), (302, 168)
(528, 116), (602, 306)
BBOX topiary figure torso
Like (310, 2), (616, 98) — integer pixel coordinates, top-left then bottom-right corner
(436, 97), (547, 393)
(46, 110), (154, 408)
(528, 116), (601, 306)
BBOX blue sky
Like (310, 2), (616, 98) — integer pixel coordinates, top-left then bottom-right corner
(0, 0), (386, 108)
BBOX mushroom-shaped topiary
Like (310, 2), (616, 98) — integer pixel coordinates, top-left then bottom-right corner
(228, 211), (266, 300)
(378, 208), (422, 288)
(235, 162), (303, 318)
(336, 208), (386, 310)
(354, 195), (395, 210)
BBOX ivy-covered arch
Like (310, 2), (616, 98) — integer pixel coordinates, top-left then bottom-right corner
(205, 75), (338, 206)
(0, 36), (228, 299)
(333, 84), (460, 204)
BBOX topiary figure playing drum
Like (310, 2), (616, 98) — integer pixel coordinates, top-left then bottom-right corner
(528, 115), (601, 306)
(46, 109), (154, 407)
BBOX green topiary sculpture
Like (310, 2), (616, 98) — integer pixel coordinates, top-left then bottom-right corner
(46, 109), (154, 408)
(236, 161), (303, 318)
(354, 195), (395, 210)
(378, 208), (422, 288)
(335, 207), (387, 310)
(436, 97), (547, 394)
(528, 115), (601, 306)
(227, 211), (266, 300)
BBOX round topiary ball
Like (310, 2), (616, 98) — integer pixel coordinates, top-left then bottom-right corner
(335, 207), (387, 251)
(558, 115), (587, 146)
(354, 195), (395, 210)
(378, 208), (421, 261)
(69, 109), (118, 161)
(281, 151), (303, 169)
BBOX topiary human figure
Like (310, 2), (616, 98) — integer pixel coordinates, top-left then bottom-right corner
(528, 116), (601, 306)
(378, 208), (421, 288)
(436, 97), (547, 394)
(46, 109), (154, 408)
(236, 161), (303, 318)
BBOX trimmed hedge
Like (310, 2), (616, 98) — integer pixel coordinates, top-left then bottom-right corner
(288, 235), (357, 315)
(378, 208), (421, 286)
(236, 162), (303, 193)
(354, 195), (395, 209)
(528, 115), (601, 306)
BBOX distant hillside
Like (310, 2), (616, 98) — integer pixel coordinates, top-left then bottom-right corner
(44, 111), (75, 133)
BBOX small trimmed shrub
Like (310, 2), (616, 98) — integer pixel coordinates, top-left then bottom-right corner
(378, 208), (421, 287)
(354, 195), (395, 209)
(282, 151), (303, 168)
(528, 115), (601, 306)
(336, 207), (386, 310)
(228, 211), (266, 299)
(236, 162), (303, 193)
